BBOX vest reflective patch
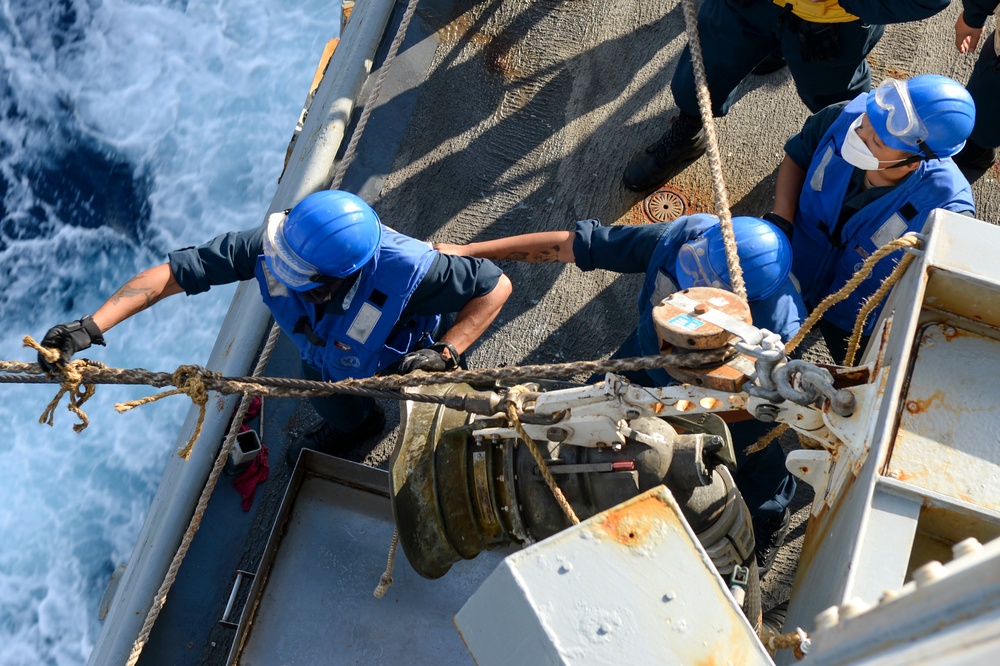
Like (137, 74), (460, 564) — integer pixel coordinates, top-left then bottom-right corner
(871, 213), (907, 248)
(346, 302), (382, 344)
(650, 269), (679, 308)
(810, 145), (835, 192)
(262, 261), (289, 298)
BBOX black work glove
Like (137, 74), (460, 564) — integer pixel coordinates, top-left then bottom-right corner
(397, 342), (460, 374)
(37, 315), (106, 372)
(797, 21), (841, 62)
(763, 212), (794, 242)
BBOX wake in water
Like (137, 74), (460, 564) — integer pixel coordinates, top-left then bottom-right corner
(0, 1), (339, 663)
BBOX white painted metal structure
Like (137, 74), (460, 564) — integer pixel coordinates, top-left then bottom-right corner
(456, 487), (773, 666)
(801, 536), (1000, 665)
(778, 210), (1000, 664)
(454, 210), (1000, 665)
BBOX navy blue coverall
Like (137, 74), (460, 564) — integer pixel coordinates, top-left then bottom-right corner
(168, 225), (503, 433)
(573, 218), (802, 521)
(962, 0), (1000, 150)
(671, 0), (950, 118)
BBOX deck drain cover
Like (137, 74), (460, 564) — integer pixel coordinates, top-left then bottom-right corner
(643, 187), (688, 222)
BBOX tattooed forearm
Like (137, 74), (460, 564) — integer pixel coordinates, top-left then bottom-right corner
(109, 271), (166, 310)
(482, 246), (560, 262)
(109, 284), (161, 309)
(532, 245), (561, 263)
(110, 284), (159, 310)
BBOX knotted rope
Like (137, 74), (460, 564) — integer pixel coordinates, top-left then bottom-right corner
(115, 365), (213, 460)
(5, 346), (708, 440)
(25, 337), (101, 433)
(373, 529), (399, 598)
(760, 625), (810, 660)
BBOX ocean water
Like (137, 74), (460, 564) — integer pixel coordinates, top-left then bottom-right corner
(0, 1), (339, 663)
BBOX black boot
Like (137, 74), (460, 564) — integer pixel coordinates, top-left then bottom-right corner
(753, 507), (791, 578)
(285, 403), (386, 467)
(623, 112), (707, 192)
(752, 49), (787, 76)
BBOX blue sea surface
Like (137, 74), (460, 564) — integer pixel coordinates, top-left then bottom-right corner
(0, 1), (339, 662)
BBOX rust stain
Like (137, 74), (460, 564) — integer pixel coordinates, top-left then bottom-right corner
(597, 494), (674, 546)
(867, 52), (911, 82)
(433, 11), (526, 82)
(215, 396), (227, 413)
(483, 36), (522, 80)
(885, 65), (910, 80)
(941, 326), (962, 341)
(622, 198), (650, 226)
(797, 467), (856, 573)
(902, 389), (965, 415)
(616, 182), (710, 227)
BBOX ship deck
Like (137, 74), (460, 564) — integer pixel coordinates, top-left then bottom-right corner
(125, 1), (999, 663)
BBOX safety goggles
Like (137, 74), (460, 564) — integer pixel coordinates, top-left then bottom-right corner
(873, 78), (929, 148)
(675, 234), (727, 291)
(263, 210), (321, 290)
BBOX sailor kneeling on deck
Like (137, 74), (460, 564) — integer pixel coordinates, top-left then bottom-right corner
(435, 214), (802, 577)
(36, 190), (512, 466)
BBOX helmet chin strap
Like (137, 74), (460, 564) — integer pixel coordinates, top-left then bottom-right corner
(891, 140), (937, 170)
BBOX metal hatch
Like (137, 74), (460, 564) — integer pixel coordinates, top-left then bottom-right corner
(229, 452), (512, 665)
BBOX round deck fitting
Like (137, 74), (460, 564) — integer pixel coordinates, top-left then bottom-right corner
(643, 187), (689, 223)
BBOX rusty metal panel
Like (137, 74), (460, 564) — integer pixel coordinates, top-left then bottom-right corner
(887, 323), (1000, 511)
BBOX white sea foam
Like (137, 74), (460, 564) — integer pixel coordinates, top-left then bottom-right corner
(0, 1), (339, 662)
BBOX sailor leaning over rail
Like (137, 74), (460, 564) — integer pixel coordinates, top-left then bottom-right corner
(769, 74), (976, 364)
(435, 213), (802, 577)
(36, 190), (512, 466)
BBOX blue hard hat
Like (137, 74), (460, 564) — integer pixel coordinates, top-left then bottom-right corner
(263, 190), (382, 291)
(675, 216), (792, 301)
(866, 75), (975, 159)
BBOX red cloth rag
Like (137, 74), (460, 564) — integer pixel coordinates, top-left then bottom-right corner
(233, 444), (269, 512)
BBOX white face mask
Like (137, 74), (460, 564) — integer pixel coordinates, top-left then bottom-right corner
(840, 115), (909, 171)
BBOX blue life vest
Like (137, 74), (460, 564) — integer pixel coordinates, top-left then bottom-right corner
(256, 226), (440, 381)
(634, 215), (805, 386)
(792, 94), (974, 334)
